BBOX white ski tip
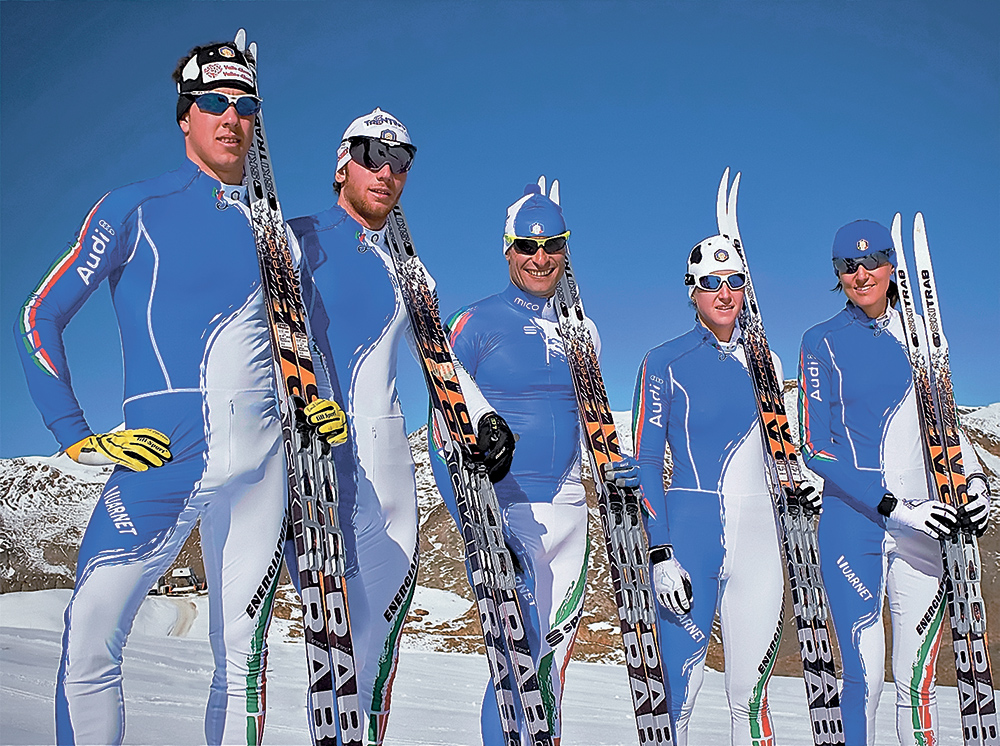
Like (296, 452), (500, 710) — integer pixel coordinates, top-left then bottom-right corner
(249, 41), (257, 62)
(537, 175), (546, 195)
(714, 167), (741, 244)
(550, 179), (560, 206)
(234, 29), (246, 52)
(890, 212), (903, 250)
(715, 169), (730, 231)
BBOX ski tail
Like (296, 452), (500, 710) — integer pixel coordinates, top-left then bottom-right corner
(550, 184), (673, 743)
(895, 213), (998, 746)
(239, 29), (361, 746)
(719, 169), (845, 745)
(383, 206), (553, 746)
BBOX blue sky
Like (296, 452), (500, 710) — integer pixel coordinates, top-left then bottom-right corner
(2, 1), (997, 457)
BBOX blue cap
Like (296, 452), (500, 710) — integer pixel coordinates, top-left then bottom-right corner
(505, 184), (567, 239)
(832, 220), (896, 267)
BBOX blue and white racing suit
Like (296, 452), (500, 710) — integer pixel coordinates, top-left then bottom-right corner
(290, 204), (491, 745)
(798, 302), (981, 746)
(633, 321), (785, 746)
(14, 160), (292, 746)
(429, 282), (594, 745)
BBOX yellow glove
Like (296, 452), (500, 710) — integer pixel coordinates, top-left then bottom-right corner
(303, 398), (349, 446)
(66, 428), (173, 471)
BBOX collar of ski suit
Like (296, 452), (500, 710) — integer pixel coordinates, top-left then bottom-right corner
(182, 159), (249, 208)
(693, 316), (742, 357)
(333, 204), (386, 250)
(844, 301), (895, 337)
(502, 282), (557, 321)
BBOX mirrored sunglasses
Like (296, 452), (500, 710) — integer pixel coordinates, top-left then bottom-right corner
(187, 91), (262, 116)
(696, 273), (747, 292)
(833, 249), (893, 275)
(348, 137), (416, 174)
(505, 232), (570, 256)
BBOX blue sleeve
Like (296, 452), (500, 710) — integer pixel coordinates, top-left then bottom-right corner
(13, 194), (130, 449)
(797, 331), (886, 512)
(632, 349), (672, 547)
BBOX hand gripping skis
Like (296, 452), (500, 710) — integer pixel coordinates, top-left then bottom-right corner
(892, 212), (998, 746)
(382, 205), (553, 746)
(717, 170), (845, 745)
(546, 178), (673, 745)
(238, 30), (361, 746)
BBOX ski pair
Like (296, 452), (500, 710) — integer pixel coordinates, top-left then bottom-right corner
(382, 205), (554, 746)
(544, 177), (674, 745)
(239, 30), (362, 746)
(718, 169), (845, 745)
(892, 212), (998, 746)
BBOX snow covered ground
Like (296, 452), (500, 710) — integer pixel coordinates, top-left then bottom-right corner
(0, 589), (968, 745)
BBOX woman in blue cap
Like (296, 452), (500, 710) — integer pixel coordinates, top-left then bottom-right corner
(797, 220), (990, 745)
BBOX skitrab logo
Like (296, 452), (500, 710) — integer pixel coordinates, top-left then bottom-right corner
(219, 47), (236, 58)
(714, 248), (729, 262)
(529, 222), (544, 235)
(857, 239), (869, 252)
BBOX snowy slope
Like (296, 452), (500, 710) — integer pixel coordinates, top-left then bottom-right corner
(1, 398), (997, 744)
(0, 589), (967, 745)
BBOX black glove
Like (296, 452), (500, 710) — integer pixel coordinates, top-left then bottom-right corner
(476, 412), (515, 483)
(785, 484), (822, 514)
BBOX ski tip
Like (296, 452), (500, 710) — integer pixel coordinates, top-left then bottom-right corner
(550, 179), (560, 206)
(234, 28), (246, 51)
(890, 213), (903, 249)
(715, 167), (741, 244)
(249, 41), (258, 63)
(537, 175), (546, 195)
(715, 169), (730, 227)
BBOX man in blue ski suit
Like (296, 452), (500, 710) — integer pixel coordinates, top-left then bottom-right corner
(798, 220), (990, 745)
(429, 180), (638, 744)
(12, 39), (340, 746)
(289, 108), (511, 746)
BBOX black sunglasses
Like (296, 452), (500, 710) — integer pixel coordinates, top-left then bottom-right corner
(833, 249), (893, 275)
(348, 137), (416, 174)
(506, 233), (570, 256)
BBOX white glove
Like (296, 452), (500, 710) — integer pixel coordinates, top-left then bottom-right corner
(650, 545), (693, 615)
(959, 474), (992, 536)
(885, 497), (957, 540)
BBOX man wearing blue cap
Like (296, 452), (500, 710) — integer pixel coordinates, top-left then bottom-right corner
(429, 179), (638, 744)
(289, 108), (513, 745)
(797, 219), (990, 745)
